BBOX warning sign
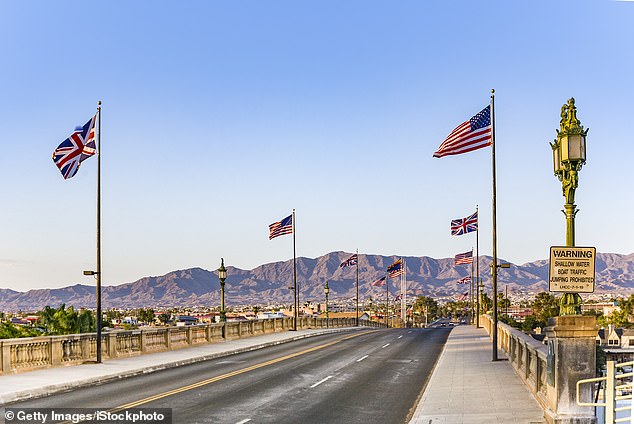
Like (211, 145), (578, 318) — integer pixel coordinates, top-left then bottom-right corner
(548, 246), (596, 293)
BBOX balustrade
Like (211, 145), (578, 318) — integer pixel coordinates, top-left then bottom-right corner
(0, 317), (382, 374)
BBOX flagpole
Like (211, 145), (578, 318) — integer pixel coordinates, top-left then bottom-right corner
(385, 273), (389, 328)
(356, 249), (359, 326)
(292, 209), (297, 331)
(490, 89), (499, 361)
(402, 259), (406, 324)
(476, 205), (480, 328)
(470, 248), (474, 325)
(96, 101), (102, 364)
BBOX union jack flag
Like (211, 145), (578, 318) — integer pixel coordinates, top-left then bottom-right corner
(451, 211), (478, 236)
(269, 214), (293, 240)
(339, 253), (358, 268)
(371, 276), (386, 287)
(387, 259), (403, 278)
(454, 250), (473, 265)
(52, 114), (97, 179)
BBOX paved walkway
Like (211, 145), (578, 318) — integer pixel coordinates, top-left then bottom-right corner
(1, 325), (546, 423)
(409, 324), (545, 424)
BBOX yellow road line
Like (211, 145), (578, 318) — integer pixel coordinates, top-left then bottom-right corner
(115, 331), (370, 410)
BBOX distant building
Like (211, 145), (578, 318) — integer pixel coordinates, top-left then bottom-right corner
(597, 325), (634, 363)
(504, 307), (534, 322)
(582, 302), (619, 316)
(174, 315), (198, 326)
(320, 311), (370, 321)
(256, 312), (286, 319)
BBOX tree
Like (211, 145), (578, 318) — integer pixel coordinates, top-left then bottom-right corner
(480, 292), (492, 313)
(0, 321), (39, 339)
(521, 315), (545, 332)
(37, 304), (95, 335)
(412, 296), (439, 325)
(157, 313), (171, 325)
(498, 292), (511, 311)
(533, 292), (559, 323)
(136, 308), (155, 324)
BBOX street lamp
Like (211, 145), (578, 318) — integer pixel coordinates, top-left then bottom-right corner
(550, 97), (588, 315)
(218, 258), (227, 323)
(324, 280), (330, 328)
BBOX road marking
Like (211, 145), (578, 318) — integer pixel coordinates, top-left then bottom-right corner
(115, 331), (372, 410)
(235, 420), (251, 424)
(310, 375), (333, 388)
(356, 355), (369, 362)
(382, 343), (390, 348)
(397, 335), (403, 339)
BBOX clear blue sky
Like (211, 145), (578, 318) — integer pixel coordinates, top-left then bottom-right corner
(1, 1), (633, 291)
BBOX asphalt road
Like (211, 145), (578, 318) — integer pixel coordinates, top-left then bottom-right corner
(9, 327), (451, 424)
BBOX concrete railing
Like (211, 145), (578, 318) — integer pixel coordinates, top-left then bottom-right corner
(0, 317), (383, 374)
(480, 314), (550, 411)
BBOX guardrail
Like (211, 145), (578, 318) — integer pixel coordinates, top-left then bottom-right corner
(577, 360), (633, 423)
(480, 314), (550, 411)
(0, 317), (383, 374)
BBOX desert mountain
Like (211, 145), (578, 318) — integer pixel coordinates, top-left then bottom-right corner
(1, 252), (633, 312)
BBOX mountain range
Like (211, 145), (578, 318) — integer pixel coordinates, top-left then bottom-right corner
(2, 251), (633, 312)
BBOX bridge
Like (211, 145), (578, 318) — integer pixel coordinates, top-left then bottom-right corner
(0, 317), (621, 423)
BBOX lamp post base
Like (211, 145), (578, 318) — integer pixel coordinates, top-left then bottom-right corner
(559, 293), (582, 316)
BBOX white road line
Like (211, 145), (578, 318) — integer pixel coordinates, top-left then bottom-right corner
(397, 335), (403, 339)
(235, 420), (251, 424)
(357, 355), (369, 362)
(382, 343), (390, 348)
(310, 375), (333, 388)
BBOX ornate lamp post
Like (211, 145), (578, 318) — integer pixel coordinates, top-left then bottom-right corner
(218, 258), (227, 322)
(324, 280), (330, 328)
(550, 97), (588, 315)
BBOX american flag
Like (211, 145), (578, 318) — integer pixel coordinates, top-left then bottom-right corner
(269, 214), (293, 240)
(433, 105), (492, 158)
(52, 114), (97, 179)
(372, 276), (386, 287)
(456, 291), (469, 301)
(451, 211), (478, 236)
(454, 250), (473, 265)
(387, 259), (403, 278)
(339, 253), (358, 268)
(457, 276), (472, 284)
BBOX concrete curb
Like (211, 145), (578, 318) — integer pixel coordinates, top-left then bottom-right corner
(1, 326), (369, 405)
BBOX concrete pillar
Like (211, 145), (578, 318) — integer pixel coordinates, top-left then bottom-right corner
(107, 333), (117, 358)
(140, 330), (147, 353)
(544, 315), (597, 424)
(51, 338), (63, 366)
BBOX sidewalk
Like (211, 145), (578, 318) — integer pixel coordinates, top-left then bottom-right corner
(0, 327), (357, 406)
(409, 324), (546, 424)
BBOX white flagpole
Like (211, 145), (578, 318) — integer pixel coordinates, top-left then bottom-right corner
(292, 209), (297, 331)
(476, 204), (480, 328)
(356, 249), (359, 326)
(491, 89), (499, 361)
(401, 259), (407, 324)
(95, 101), (102, 364)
